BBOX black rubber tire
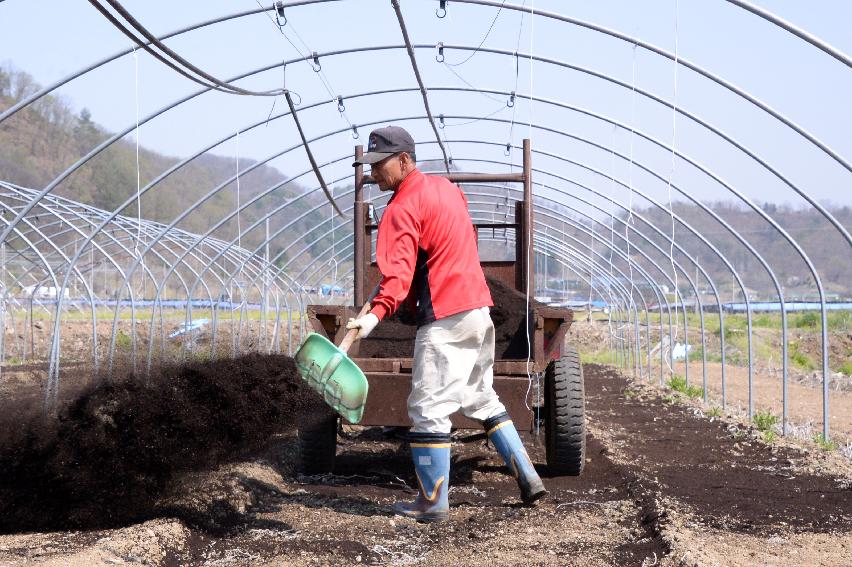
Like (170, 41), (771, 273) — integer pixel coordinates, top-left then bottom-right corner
(297, 408), (338, 475)
(545, 344), (586, 475)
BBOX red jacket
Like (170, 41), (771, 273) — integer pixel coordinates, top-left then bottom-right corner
(370, 168), (492, 326)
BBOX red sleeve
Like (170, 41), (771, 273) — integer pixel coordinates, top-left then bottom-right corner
(369, 202), (420, 321)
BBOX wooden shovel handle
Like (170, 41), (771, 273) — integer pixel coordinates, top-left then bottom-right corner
(338, 284), (381, 354)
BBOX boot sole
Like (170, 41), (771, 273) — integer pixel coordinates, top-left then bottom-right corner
(522, 488), (548, 506)
(395, 510), (449, 523)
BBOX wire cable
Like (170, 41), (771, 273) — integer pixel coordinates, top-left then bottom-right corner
(284, 91), (345, 217)
(89, 0), (283, 96)
(667, 0), (681, 344)
(444, 0), (507, 66)
(391, 0), (451, 174)
(253, 0), (358, 134)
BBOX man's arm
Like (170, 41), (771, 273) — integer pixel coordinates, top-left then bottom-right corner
(370, 203), (421, 320)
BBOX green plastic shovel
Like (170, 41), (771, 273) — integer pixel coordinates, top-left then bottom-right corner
(294, 301), (371, 424)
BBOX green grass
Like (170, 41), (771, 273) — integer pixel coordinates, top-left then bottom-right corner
(793, 311), (820, 329)
(762, 430), (777, 443)
(643, 310), (851, 333)
(789, 342), (816, 372)
(114, 330), (131, 350)
(580, 349), (618, 365)
(706, 406), (722, 418)
(752, 409), (779, 433)
(813, 434), (838, 451)
(667, 374), (704, 399)
(839, 361), (852, 376)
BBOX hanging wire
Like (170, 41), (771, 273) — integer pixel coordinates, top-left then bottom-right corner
(607, 123), (618, 345)
(235, 131), (241, 252)
(440, 59), (505, 103)
(524, 0), (535, 418)
(666, 0), (682, 347)
(132, 46), (143, 253)
(624, 42), (639, 368)
(391, 0), (450, 173)
(506, 2), (527, 167)
(444, 0), (508, 67)
(443, 103), (508, 127)
(253, 0), (357, 133)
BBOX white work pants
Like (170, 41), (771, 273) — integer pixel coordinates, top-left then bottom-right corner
(409, 307), (506, 433)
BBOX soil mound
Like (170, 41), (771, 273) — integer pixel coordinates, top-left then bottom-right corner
(358, 276), (546, 359)
(0, 353), (321, 532)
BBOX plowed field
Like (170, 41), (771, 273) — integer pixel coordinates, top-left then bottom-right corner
(0, 363), (850, 566)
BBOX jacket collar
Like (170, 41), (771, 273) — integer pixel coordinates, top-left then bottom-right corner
(392, 168), (423, 200)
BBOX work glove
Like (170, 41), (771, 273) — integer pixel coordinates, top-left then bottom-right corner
(346, 312), (379, 339)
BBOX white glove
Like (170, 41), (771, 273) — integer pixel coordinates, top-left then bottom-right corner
(345, 312), (379, 339)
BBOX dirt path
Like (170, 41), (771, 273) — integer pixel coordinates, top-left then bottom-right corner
(1, 364), (850, 566)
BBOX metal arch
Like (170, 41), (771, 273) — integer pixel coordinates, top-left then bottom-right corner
(294, 189), (691, 386)
(303, 222), (647, 375)
(465, 200), (684, 381)
(302, 222), (643, 370)
(465, 183), (713, 393)
(262, 139), (772, 422)
(8, 105), (792, 426)
(0, 6), (845, 432)
(270, 188), (661, 380)
(7, 188), (227, 383)
(409, 114), (814, 425)
(13, 73), (839, 383)
(8, 47), (848, 259)
(449, 2), (852, 177)
(149, 102), (751, 326)
(62, 80), (818, 419)
(721, 0), (852, 68)
(309, 245), (636, 367)
(22, 194), (188, 379)
(156, 113), (745, 404)
(7, 21), (844, 387)
(6, 4), (847, 245)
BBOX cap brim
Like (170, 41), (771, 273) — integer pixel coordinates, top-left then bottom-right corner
(352, 151), (395, 166)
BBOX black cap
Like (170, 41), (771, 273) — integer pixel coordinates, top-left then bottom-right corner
(352, 126), (415, 166)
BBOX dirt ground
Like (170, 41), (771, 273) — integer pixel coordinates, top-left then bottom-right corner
(1, 363), (850, 566)
(678, 360), (852, 441)
(568, 319), (852, 443)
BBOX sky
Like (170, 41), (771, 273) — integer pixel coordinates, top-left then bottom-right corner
(1, 0), (851, 216)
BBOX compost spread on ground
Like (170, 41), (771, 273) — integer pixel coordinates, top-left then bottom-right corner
(0, 353), (322, 532)
(357, 276), (549, 359)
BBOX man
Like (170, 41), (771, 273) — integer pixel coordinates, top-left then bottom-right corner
(347, 126), (546, 523)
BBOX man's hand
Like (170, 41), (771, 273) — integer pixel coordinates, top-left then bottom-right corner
(346, 313), (379, 339)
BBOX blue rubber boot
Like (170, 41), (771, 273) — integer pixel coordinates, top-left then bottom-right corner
(484, 412), (548, 505)
(393, 432), (450, 523)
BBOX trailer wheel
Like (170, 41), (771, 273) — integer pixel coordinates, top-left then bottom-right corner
(297, 409), (338, 475)
(545, 344), (586, 475)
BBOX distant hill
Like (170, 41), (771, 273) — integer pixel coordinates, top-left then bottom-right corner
(539, 200), (852, 300)
(0, 64), (349, 275)
(2, 65), (849, 299)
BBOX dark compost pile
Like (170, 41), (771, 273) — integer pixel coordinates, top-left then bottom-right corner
(0, 353), (321, 532)
(358, 277), (546, 359)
